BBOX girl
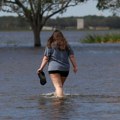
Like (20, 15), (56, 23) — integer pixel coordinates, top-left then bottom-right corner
(37, 30), (78, 98)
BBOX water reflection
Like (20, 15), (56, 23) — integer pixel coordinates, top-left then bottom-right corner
(38, 94), (120, 120)
(38, 96), (74, 120)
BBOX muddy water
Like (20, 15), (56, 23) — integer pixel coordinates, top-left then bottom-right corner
(1, 46), (120, 120)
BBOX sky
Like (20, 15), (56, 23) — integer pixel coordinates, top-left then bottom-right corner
(55, 0), (112, 18)
(0, 0), (112, 18)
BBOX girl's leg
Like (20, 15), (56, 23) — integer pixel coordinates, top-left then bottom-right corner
(61, 71), (69, 86)
(61, 77), (67, 86)
(50, 73), (64, 97)
(53, 77), (67, 97)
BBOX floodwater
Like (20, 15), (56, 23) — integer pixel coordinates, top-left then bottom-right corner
(0, 31), (120, 120)
(0, 30), (120, 47)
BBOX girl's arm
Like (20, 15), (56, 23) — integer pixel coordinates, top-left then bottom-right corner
(37, 56), (49, 73)
(69, 55), (78, 73)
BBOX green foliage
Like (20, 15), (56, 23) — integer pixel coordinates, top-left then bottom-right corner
(1, 16), (120, 30)
(81, 34), (120, 43)
(0, 16), (30, 30)
(84, 15), (120, 29)
(97, 0), (120, 15)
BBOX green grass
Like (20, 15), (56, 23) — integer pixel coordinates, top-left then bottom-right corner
(81, 34), (120, 43)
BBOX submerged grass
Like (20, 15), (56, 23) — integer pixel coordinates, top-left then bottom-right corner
(81, 34), (120, 43)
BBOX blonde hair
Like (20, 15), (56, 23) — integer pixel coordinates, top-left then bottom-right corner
(47, 30), (68, 50)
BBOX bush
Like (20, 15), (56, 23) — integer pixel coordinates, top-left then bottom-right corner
(81, 34), (120, 43)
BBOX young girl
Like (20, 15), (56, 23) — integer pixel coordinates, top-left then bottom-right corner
(37, 30), (78, 98)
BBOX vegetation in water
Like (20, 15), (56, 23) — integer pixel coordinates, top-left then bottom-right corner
(81, 34), (120, 43)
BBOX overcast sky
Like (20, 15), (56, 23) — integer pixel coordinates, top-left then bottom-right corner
(0, 0), (112, 18)
(55, 0), (112, 18)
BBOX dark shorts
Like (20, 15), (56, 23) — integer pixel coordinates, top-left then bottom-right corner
(49, 70), (69, 77)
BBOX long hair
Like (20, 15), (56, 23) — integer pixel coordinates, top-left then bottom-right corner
(47, 30), (68, 50)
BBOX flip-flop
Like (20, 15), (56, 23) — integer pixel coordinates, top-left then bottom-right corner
(38, 71), (47, 85)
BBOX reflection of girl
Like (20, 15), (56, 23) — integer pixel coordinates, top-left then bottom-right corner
(37, 30), (78, 98)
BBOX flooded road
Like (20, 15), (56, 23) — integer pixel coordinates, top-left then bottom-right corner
(1, 46), (120, 120)
(1, 30), (120, 119)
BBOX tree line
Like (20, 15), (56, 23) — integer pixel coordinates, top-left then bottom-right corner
(0, 15), (120, 31)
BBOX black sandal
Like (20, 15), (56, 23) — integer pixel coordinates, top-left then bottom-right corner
(38, 71), (47, 85)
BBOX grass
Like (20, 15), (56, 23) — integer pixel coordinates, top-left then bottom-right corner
(81, 34), (120, 43)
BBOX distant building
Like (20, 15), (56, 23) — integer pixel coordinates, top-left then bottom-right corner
(42, 26), (54, 31)
(89, 26), (110, 30)
(77, 18), (84, 30)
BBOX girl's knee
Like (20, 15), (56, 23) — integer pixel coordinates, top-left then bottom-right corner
(57, 85), (63, 89)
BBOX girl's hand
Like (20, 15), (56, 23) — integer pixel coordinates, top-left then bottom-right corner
(73, 66), (78, 73)
(37, 68), (42, 74)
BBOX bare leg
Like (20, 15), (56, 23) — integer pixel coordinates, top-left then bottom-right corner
(53, 77), (67, 97)
(50, 74), (64, 98)
(61, 77), (67, 87)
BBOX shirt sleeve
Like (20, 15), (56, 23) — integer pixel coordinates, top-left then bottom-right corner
(67, 44), (74, 56)
(44, 47), (53, 57)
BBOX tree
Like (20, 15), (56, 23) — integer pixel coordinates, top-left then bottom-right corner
(1, 0), (88, 47)
(0, 0), (3, 8)
(97, 0), (120, 16)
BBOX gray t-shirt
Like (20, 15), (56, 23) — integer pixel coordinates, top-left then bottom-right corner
(44, 44), (74, 71)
